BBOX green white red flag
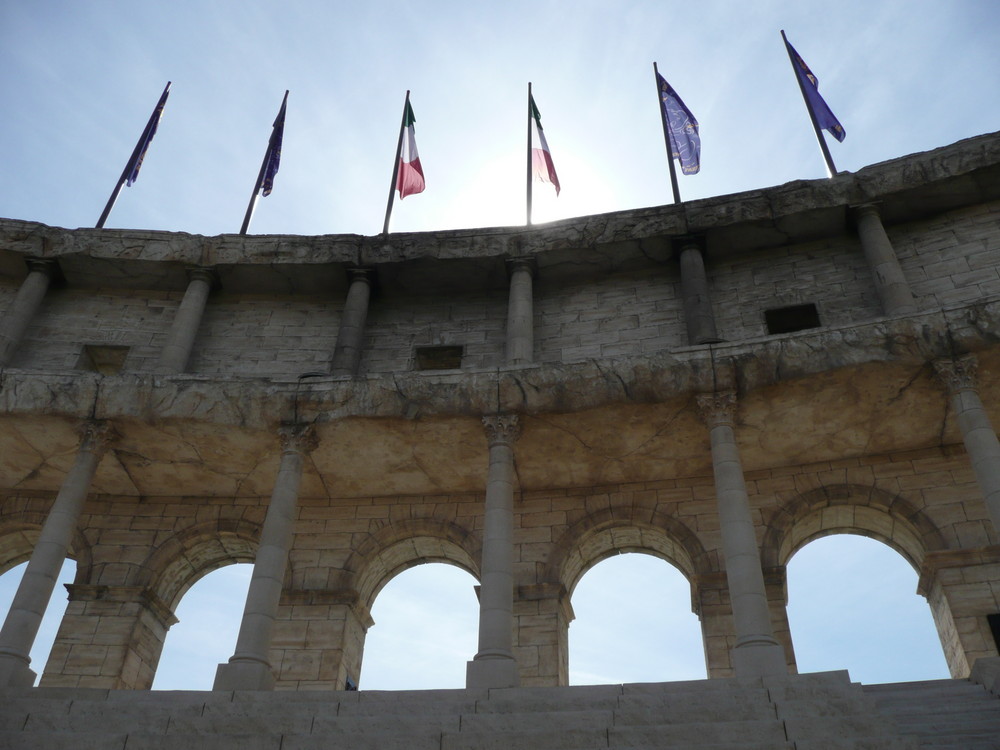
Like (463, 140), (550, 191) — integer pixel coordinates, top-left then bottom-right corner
(396, 99), (425, 198)
(529, 93), (560, 195)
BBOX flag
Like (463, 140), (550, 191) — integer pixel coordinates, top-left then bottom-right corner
(784, 35), (846, 142)
(529, 93), (560, 195)
(125, 82), (171, 186)
(260, 92), (288, 196)
(396, 98), (425, 198)
(657, 74), (700, 175)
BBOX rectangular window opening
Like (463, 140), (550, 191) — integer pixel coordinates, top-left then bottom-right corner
(764, 303), (821, 335)
(414, 345), (464, 371)
(77, 345), (129, 375)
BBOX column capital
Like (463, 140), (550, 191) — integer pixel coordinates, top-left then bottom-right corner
(851, 202), (882, 219)
(696, 391), (738, 427)
(506, 257), (537, 277)
(24, 258), (59, 277)
(933, 355), (978, 394)
(185, 266), (218, 286)
(346, 266), (375, 285)
(78, 420), (115, 456)
(279, 423), (319, 454)
(483, 414), (521, 447)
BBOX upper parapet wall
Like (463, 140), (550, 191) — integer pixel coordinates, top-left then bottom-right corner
(2, 130), (1000, 291)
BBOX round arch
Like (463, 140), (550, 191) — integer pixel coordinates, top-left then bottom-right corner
(139, 518), (261, 611)
(344, 518), (481, 611)
(761, 484), (948, 572)
(0, 500), (93, 582)
(544, 507), (711, 598)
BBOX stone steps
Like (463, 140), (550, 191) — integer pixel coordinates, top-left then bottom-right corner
(863, 678), (1000, 750)
(1, 672), (979, 750)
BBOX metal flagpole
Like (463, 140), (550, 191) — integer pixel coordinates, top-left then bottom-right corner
(526, 82), (534, 226)
(781, 30), (837, 178)
(653, 63), (681, 205)
(96, 81), (171, 229)
(240, 90), (288, 235)
(382, 91), (411, 235)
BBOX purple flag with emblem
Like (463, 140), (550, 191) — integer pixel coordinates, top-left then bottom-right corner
(783, 34), (845, 143)
(657, 73), (700, 175)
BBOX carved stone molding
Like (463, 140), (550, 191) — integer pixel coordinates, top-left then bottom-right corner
(483, 414), (521, 447)
(933, 355), (978, 394)
(279, 423), (319, 454)
(696, 391), (738, 427)
(346, 267), (375, 285)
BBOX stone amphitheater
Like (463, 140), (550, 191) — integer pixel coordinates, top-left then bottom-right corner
(1, 132), (999, 748)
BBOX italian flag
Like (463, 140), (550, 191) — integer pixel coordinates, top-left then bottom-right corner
(397, 99), (425, 199)
(529, 93), (560, 195)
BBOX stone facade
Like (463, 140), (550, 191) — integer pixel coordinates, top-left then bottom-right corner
(1, 132), (1000, 694)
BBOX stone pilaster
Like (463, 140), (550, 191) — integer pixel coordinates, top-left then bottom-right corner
(0, 420), (114, 687)
(853, 204), (916, 316)
(155, 267), (216, 374)
(330, 268), (374, 378)
(934, 356), (1000, 533)
(677, 240), (720, 345)
(468, 414), (521, 688)
(40, 584), (177, 689)
(214, 424), (317, 690)
(506, 258), (535, 365)
(696, 392), (787, 678)
(513, 582), (573, 686)
(271, 588), (373, 690)
(0, 258), (58, 367)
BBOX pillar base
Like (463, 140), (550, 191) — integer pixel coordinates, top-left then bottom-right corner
(466, 656), (519, 689)
(0, 654), (37, 688)
(213, 658), (275, 691)
(731, 642), (788, 679)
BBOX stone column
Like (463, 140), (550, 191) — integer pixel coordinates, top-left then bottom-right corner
(934, 356), (1000, 532)
(506, 258), (535, 365)
(214, 424), (317, 690)
(0, 258), (58, 367)
(853, 204), (916, 316)
(467, 414), (520, 688)
(155, 267), (216, 374)
(330, 268), (374, 378)
(677, 240), (720, 345)
(0, 420), (113, 687)
(696, 392), (787, 678)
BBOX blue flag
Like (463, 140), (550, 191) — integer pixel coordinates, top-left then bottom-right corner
(261, 92), (287, 196)
(657, 73), (700, 175)
(784, 35), (846, 142)
(125, 82), (171, 187)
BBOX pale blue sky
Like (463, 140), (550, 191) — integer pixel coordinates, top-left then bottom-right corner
(0, 0), (994, 689)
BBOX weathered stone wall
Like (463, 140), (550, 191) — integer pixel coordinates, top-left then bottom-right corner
(8, 288), (181, 372)
(534, 268), (685, 363)
(893, 201), (1000, 309)
(709, 235), (880, 340)
(189, 295), (342, 378)
(362, 290), (507, 374)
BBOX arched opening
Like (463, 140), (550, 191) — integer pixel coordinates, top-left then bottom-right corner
(569, 552), (705, 685)
(787, 534), (949, 683)
(360, 562), (478, 690)
(0, 557), (76, 685)
(151, 562), (252, 690)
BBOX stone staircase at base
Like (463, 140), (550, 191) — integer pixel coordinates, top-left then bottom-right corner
(0, 671), (977, 750)
(864, 679), (1000, 749)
